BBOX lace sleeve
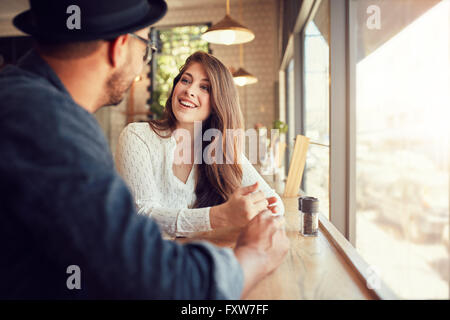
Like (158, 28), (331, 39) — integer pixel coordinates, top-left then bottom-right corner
(240, 154), (285, 216)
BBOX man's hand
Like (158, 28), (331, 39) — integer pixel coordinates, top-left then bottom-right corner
(233, 209), (289, 298)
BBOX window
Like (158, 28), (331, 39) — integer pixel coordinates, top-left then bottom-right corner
(302, 0), (330, 219)
(351, 0), (449, 299)
(149, 25), (210, 119)
(285, 59), (295, 173)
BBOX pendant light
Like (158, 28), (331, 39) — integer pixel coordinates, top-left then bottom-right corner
(233, 45), (258, 86)
(201, 0), (255, 45)
(232, 0), (257, 86)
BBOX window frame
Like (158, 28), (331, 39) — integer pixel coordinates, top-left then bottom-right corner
(280, 0), (354, 242)
(301, 0), (332, 220)
(280, 0), (449, 298)
(329, 0), (355, 244)
(346, 0), (357, 245)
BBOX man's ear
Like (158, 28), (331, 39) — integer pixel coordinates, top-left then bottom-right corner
(108, 34), (129, 68)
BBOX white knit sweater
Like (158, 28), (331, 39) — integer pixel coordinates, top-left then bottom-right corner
(115, 122), (284, 237)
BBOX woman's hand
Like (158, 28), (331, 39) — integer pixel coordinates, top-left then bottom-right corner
(209, 182), (279, 228)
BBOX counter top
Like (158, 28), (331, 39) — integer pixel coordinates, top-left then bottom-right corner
(176, 197), (397, 300)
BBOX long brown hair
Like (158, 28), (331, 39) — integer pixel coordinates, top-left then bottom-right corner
(148, 51), (244, 208)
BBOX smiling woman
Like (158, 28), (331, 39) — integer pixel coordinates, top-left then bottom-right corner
(172, 62), (212, 126)
(115, 51), (284, 237)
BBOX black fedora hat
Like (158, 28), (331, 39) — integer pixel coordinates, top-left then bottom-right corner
(13, 0), (167, 41)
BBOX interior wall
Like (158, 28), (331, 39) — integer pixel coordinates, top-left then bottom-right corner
(153, 0), (280, 131)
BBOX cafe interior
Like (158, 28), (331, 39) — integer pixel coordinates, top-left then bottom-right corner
(0, 0), (448, 300)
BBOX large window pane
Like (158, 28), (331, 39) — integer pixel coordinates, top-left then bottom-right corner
(303, 0), (330, 219)
(305, 143), (330, 217)
(352, 0), (449, 299)
(150, 25), (209, 119)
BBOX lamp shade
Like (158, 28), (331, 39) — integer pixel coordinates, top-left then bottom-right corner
(201, 14), (255, 45)
(233, 67), (258, 86)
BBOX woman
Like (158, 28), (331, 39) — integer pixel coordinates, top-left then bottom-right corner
(116, 51), (284, 237)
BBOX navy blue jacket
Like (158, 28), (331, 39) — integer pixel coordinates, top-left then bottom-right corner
(0, 49), (243, 299)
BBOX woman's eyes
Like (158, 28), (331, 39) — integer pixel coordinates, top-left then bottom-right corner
(181, 78), (210, 92)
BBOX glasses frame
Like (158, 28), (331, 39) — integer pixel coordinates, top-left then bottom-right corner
(128, 33), (157, 64)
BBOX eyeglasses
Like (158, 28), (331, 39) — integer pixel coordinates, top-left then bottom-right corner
(128, 33), (157, 64)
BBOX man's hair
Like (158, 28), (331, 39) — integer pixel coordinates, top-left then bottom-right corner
(35, 38), (104, 59)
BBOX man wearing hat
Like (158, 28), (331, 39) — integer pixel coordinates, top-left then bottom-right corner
(0, 0), (289, 299)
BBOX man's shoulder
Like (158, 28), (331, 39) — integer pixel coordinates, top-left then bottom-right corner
(0, 66), (71, 110)
(0, 65), (92, 135)
(0, 65), (106, 155)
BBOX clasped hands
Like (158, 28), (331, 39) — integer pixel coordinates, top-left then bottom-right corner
(210, 182), (280, 229)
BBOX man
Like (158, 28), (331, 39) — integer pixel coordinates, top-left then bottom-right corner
(0, 0), (289, 299)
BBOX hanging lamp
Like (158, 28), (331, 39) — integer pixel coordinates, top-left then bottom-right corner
(201, 0), (255, 45)
(233, 45), (258, 86)
(232, 0), (257, 86)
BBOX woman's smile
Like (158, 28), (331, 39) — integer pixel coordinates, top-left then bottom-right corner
(178, 97), (198, 109)
(172, 62), (211, 123)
